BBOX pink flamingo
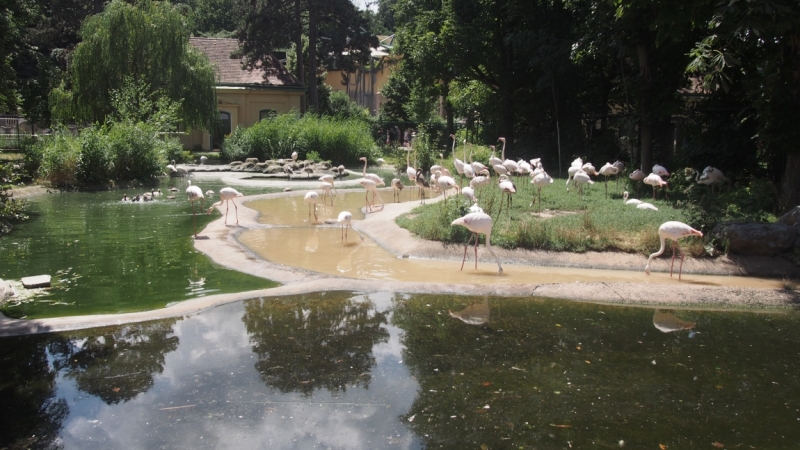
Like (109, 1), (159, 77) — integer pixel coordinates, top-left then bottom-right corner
(186, 181), (205, 237)
(645, 221), (703, 280)
(451, 212), (503, 273)
(206, 186), (243, 225)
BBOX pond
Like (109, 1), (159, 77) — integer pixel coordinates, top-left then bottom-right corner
(0, 178), (278, 319)
(2, 291), (799, 449)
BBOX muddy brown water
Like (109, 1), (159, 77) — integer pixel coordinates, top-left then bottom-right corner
(241, 191), (782, 289)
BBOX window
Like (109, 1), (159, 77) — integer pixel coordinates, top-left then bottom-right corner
(219, 111), (232, 136)
(259, 109), (277, 121)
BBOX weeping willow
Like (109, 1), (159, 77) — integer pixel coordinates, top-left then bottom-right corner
(67, 0), (216, 130)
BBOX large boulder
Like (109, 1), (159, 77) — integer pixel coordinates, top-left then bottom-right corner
(778, 206), (800, 227)
(710, 222), (797, 256)
(0, 279), (13, 302)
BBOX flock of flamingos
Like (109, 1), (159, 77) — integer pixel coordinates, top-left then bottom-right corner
(181, 136), (729, 280)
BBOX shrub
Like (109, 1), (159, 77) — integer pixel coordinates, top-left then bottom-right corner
(36, 131), (81, 186)
(108, 122), (163, 182)
(222, 113), (378, 164)
(76, 127), (112, 185)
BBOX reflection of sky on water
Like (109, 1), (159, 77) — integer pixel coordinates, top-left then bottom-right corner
(53, 292), (421, 450)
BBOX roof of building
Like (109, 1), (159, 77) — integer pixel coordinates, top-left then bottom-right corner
(189, 37), (302, 87)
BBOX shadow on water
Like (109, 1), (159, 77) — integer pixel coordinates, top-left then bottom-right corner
(2, 292), (800, 449)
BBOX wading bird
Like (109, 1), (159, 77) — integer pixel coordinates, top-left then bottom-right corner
(186, 180), (205, 237)
(415, 169), (430, 204)
(391, 178), (404, 202)
(359, 177), (384, 212)
(598, 162), (619, 197)
(530, 171), (553, 212)
(694, 166), (728, 193)
(643, 173), (669, 200)
(318, 182), (334, 206)
(452, 134), (465, 187)
(573, 170), (594, 200)
(206, 187), (243, 225)
(645, 221), (703, 280)
(622, 191), (642, 205)
(451, 212), (503, 273)
(359, 157), (385, 186)
(304, 191), (319, 223)
(319, 174), (338, 195)
(497, 174), (516, 214)
(337, 211), (365, 242)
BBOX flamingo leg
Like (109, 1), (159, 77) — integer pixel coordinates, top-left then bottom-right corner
(461, 233), (474, 271)
(604, 178), (608, 198)
(678, 242), (685, 280)
(191, 200), (197, 237)
(313, 204), (318, 223)
(538, 188), (542, 213)
(374, 191), (384, 211)
(224, 200), (229, 224)
(233, 201), (239, 225)
(474, 233), (479, 270)
(669, 240), (677, 278)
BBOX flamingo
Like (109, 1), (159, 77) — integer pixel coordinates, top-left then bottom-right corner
(461, 186), (477, 203)
(598, 162), (619, 197)
(530, 171), (553, 212)
(451, 212), (503, 273)
(337, 211), (365, 242)
(497, 174), (516, 214)
(573, 170), (594, 200)
(652, 164), (670, 178)
(469, 172), (491, 197)
(391, 178), (404, 202)
(186, 180), (205, 237)
(291, 151), (298, 162)
(488, 145), (502, 167)
(612, 160), (625, 189)
(337, 165), (346, 178)
(205, 189), (214, 197)
(415, 169), (430, 204)
(359, 157), (385, 186)
(622, 191), (643, 205)
(319, 174), (338, 195)
(643, 173), (669, 200)
(629, 169), (647, 182)
(304, 191), (319, 222)
(636, 202), (658, 211)
(359, 178), (384, 212)
(406, 148), (417, 195)
(435, 171), (458, 205)
(318, 182), (334, 205)
(430, 154), (443, 176)
(463, 140), (476, 180)
(451, 134), (465, 187)
(566, 157), (584, 189)
(645, 221), (703, 280)
(376, 158), (385, 166)
(166, 163), (188, 178)
(199, 155), (207, 165)
(695, 166), (728, 193)
(497, 137), (518, 176)
(206, 187), (243, 225)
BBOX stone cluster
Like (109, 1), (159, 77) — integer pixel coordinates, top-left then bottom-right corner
(709, 206), (800, 256)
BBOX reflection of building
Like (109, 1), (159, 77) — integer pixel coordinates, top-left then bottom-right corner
(183, 38), (305, 151)
(323, 35), (395, 116)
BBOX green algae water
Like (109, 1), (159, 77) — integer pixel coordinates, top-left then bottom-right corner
(1, 292), (799, 449)
(0, 178), (278, 319)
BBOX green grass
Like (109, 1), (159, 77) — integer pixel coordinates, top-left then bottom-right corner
(396, 176), (706, 256)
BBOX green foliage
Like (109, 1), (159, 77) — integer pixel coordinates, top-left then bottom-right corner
(321, 90), (372, 122)
(76, 127), (112, 185)
(222, 113), (378, 164)
(61, 0), (216, 130)
(0, 162), (28, 224)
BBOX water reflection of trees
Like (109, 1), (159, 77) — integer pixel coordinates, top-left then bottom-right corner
(242, 293), (389, 396)
(393, 295), (800, 448)
(51, 319), (180, 404)
(0, 335), (68, 450)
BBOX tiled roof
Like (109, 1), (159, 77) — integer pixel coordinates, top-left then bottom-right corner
(189, 37), (302, 87)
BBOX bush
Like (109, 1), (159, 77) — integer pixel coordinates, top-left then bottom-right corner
(222, 113), (378, 164)
(36, 131), (81, 186)
(76, 127), (112, 185)
(108, 122), (164, 182)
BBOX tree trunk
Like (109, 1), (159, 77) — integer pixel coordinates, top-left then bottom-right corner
(636, 43), (653, 172)
(294, 0), (305, 114)
(780, 152), (800, 212)
(442, 81), (454, 143)
(306, 1), (318, 111)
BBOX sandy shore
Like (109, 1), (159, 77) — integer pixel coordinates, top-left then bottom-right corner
(2, 184), (798, 337)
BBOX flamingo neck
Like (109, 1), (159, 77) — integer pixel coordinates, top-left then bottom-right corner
(362, 159), (367, 176)
(646, 234), (667, 269)
(484, 233), (503, 273)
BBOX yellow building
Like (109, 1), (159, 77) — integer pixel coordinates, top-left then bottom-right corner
(324, 35), (395, 116)
(182, 37), (305, 151)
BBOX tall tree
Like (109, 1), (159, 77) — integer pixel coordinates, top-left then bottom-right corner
(687, 0), (800, 211)
(53, 0), (217, 130)
(235, 0), (375, 112)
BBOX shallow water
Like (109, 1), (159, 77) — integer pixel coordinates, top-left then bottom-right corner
(0, 178), (277, 319)
(2, 292), (799, 449)
(242, 191), (782, 289)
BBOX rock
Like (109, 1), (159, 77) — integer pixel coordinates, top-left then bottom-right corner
(283, 187), (292, 192)
(229, 161), (243, 166)
(0, 279), (13, 301)
(263, 164), (283, 174)
(710, 222), (797, 256)
(21, 275), (51, 288)
(245, 158), (260, 164)
(778, 206), (800, 227)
